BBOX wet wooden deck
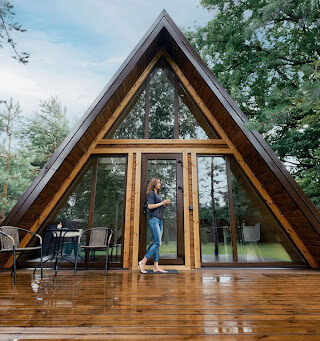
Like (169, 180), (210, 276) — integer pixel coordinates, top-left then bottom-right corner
(1, 268), (320, 339)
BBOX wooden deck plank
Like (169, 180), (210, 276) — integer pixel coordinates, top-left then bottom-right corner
(0, 269), (320, 339)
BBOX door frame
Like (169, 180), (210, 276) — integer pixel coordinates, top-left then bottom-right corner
(139, 153), (185, 265)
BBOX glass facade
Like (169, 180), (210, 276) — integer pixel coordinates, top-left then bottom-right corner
(197, 155), (305, 264)
(24, 156), (127, 267)
(92, 157), (127, 263)
(105, 57), (219, 140)
(108, 86), (146, 139)
(197, 156), (232, 263)
(229, 158), (303, 263)
(148, 67), (175, 139)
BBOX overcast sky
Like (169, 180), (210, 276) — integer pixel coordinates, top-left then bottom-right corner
(0, 1), (212, 123)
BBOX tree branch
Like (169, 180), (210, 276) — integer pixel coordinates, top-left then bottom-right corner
(0, 10), (29, 64)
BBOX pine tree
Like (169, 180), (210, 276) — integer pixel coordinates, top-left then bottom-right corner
(20, 96), (70, 169)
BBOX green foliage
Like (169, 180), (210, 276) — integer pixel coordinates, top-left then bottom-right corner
(0, 146), (38, 215)
(185, 0), (320, 208)
(0, 96), (70, 219)
(20, 96), (70, 169)
(0, 98), (38, 218)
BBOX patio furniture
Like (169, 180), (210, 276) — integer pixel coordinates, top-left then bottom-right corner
(242, 223), (264, 261)
(37, 227), (82, 276)
(52, 228), (83, 259)
(74, 227), (113, 276)
(0, 226), (43, 284)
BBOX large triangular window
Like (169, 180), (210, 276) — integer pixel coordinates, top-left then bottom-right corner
(105, 57), (219, 139)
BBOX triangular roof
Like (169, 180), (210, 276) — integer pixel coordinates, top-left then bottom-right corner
(2, 9), (320, 267)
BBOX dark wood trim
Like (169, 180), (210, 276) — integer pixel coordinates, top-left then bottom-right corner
(139, 153), (184, 265)
(226, 156), (238, 262)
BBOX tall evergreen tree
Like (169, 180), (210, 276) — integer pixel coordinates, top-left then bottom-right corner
(0, 98), (37, 220)
(184, 0), (320, 208)
(20, 96), (70, 169)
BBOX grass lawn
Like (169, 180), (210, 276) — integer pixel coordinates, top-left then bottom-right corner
(75, 241), (292, 262)
(158, 241), (292, 262)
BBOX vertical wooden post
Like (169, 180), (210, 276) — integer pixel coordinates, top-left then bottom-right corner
(191, 152), (201, 268)
(123, 152), (133, 268)
(226, 156), (238, 262)
(132, 152), (141, 269)
(183, 152), (191, 269)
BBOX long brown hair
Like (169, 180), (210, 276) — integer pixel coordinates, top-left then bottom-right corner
(146, 177), (160, 195)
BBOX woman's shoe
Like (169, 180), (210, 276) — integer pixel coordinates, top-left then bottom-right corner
(138, 261), (147, 274)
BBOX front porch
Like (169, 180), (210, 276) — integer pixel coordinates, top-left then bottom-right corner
(1, 268), (320, 339)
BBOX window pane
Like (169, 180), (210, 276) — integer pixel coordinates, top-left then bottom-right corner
(178, 84), (218, 139)
(92, 156), (127, 263)
(148, 67), (175, 139)
(24, 162), (94, 265)
(105, 85), (146, 139)
(230, 158), (305, 263)
(106, 57), (220, 140)
(198, 156), (233, 262)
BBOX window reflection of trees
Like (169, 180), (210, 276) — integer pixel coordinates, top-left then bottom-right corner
(106, 57), (218, 140)
(32, 157), (127, 264)
(198, 156), (231, 260)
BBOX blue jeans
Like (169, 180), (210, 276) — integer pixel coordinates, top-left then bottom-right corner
(144, 217), (163, 262)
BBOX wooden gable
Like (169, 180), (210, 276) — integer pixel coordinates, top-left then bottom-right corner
(1, 9), (320, 268)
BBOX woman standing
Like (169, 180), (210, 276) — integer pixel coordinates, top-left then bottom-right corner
(138, 178), (170, 273)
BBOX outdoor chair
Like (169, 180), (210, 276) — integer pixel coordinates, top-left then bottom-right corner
(74, 227), (113, 276)
(242, 223), (264, 261)
(0, 226), (43, 284)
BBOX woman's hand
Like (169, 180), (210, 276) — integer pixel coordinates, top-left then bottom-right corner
(163, 198), (171, 206)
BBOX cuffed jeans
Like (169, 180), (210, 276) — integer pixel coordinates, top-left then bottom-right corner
(144, 217), (163, 262)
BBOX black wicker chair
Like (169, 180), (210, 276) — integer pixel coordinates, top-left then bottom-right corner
(0, 226), (43, 284)
(74, 227), (113, 276)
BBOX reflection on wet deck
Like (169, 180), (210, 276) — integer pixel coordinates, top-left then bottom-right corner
(1, 268), (320, 339)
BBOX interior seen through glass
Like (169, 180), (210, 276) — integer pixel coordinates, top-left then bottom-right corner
(23, 156), (127, 266)
(197, 155), (305, 264)
(146, 159), (178, 259)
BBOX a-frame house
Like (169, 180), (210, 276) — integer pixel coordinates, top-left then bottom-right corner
(1, 9), (320, 270)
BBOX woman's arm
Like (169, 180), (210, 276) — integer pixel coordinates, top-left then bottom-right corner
(148, 199), (170, 210)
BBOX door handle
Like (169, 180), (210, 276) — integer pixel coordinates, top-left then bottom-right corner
(178, 186), (184, 193)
